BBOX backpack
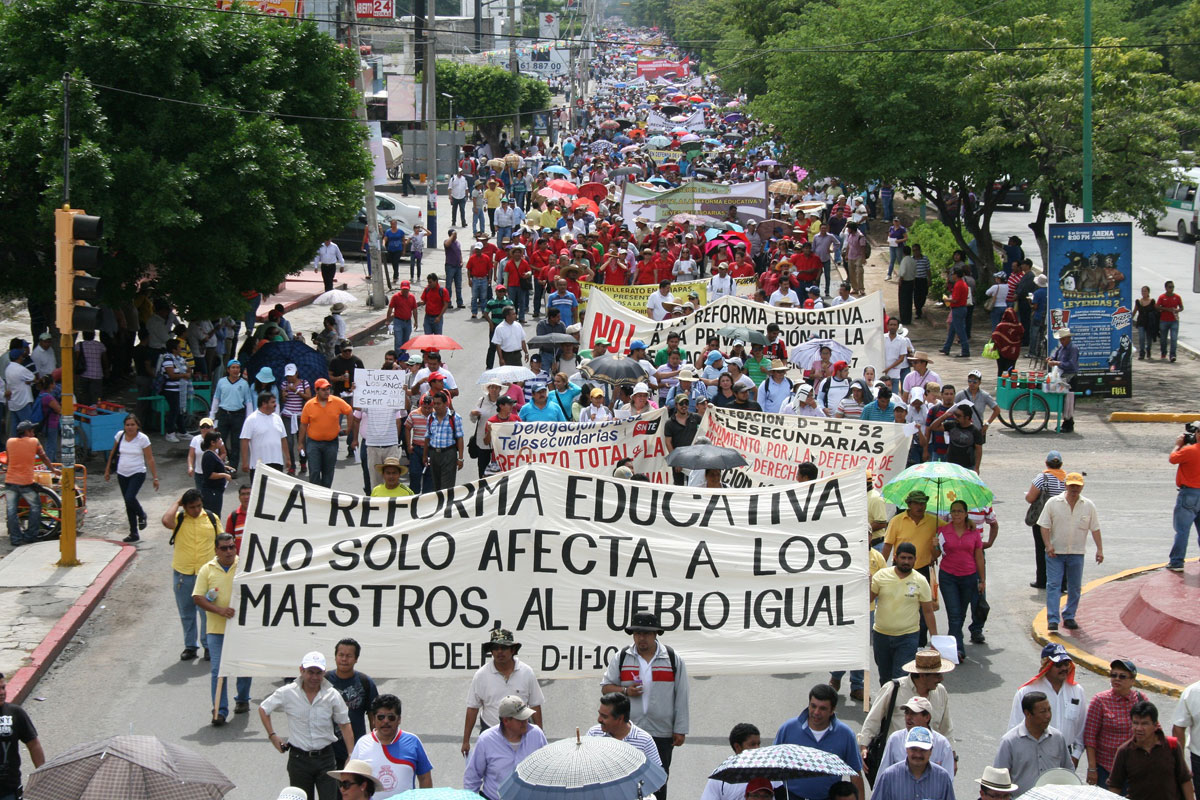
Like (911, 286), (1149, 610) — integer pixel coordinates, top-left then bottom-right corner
(171, 509), (221, 546)
(27, 391), (45, 425)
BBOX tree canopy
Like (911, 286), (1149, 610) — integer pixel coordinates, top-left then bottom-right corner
(0, 0), (371, 317)
(434, 60), (552, 152)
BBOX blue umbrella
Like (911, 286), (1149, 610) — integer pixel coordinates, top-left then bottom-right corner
(613, 134), (633, 145)
(244, 340), (329, 388)
(704, 138), (723, 146)
(647, 177), (672, 187)
(542, 165), (571, 176)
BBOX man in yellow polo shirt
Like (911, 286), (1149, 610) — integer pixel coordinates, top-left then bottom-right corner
(193, 532), (251, 725)
(160, 489), (220, 661)
(831, 526), (888, 701)
(871, 542), (938, 682)
(881, 489), (939, 646)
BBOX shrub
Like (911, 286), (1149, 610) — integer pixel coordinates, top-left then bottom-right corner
(908, 219), (975, 302)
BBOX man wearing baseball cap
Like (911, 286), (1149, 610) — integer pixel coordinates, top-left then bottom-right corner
(872, 726), (955, 799)
(878, 696), (955, 777)
(1036, 471), (1102, 632)
(1008, 643), (1087, 763)
(463, 695), (547, 800)
(386, 281), (418, 354)
(259, 651), (353, 799)
(298, 378), (353, 488)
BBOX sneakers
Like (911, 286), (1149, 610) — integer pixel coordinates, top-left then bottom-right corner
(1167, 564), (1185, 573)
(165, 432), (180, 443)
(234, 701), (250, 714)
(123, 533), (140, 543)
(203, 648), (211, 662)
(137, 512), (147, 531)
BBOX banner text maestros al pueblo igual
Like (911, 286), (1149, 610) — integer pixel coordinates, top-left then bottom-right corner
(700, 406), (911, 488)
(218, 465), (870, 678)
(583, 290), (886, 368)
(489, 407), (671, 481)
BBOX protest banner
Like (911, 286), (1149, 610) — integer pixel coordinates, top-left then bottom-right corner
(622, 180), (768, 225)
(583, 290), (886, 368)
(636, 57), (691, 80)
(1046, 222), (1133, 398)
(489, 407), (671, 482)
(353, 369), (408, 408)
(577, 277), (757, 316)
(218, 464), (870, 678)
(699, 406), (910, 488)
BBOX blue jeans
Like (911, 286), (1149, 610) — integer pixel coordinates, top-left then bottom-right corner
(497, 226), (512, 243)
(990, 305), (1006, 331)
(423, 315), (444, 335)
(117, 471), (146, 536)
(473, 208), (487, 235)
(445, 265), (465, 306)
(306, 438), (339, 488)
(1169, 486), (1200, 568)
(509, 285), (528, 322)
(163, 389), (183, 434)
(392, 319), (413, 353)
(831, 610), (873, 691)
(206, 633), (252, 718)
(173, 570), (208, 650)
(1045, 553), (1084, 624)
(1138, 326), (1151, 356)
(943, 306), (969, 356)
(888, 246), (902, 278)
(471, 277), (489, 314)
(821, 260), (832, 295)
(408, 444), (434, 493)
(43, 427), (59, 464)
(6, 404), (33, 438)
(939, 569), (979, 654)
(1161, 320), (1179, 358)
(5, 483), (41, 544)
(882, 198), (894, 222)
(873, 629), (919, 685)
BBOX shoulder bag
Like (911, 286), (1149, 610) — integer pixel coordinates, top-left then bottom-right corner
(1025, 471), (1052, 527)
(863, 680), (901, 786)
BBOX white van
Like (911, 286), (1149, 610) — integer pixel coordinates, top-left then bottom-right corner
(1152, 166), (1200, 242)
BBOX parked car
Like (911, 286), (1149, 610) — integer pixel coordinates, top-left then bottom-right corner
(993, 177), (1032, 211)
(333, 192), (423, 258)
(1148, 166), (1200, 243)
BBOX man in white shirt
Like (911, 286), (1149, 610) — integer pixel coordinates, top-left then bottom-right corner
(878, 696), (956, 776)
(586, 692), (664, 779)
(700, 724), (780, 800)
(259, 651), (354, 800)
(350, 694), (433, 798)
(1172, 677), (1200, 798)
(818, 361), (853, 413)
(410, 352), (459, 399)
(1009, 643), (1087, 764)
(350, 405), (404, 494)
(30, 334), (56, 376)
(448, 169), (469, 228)
(491, 306), (528, 366)
(240, 391), (290, 477)
(883, 317), (914, 392)
(461, 628), (546, 756)
(312, 239), (346, 293)
(4, 351), (36, 436)
(769, 284), (801, 308)
(646, 281), (678, 322)
(1036, 472), (1102, 632)
(707, 261), (736, 301)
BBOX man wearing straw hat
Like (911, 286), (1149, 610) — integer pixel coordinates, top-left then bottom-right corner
(974, 766), (1019, 799)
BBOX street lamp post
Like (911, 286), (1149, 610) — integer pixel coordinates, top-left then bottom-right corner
(441, 92), (456, 172)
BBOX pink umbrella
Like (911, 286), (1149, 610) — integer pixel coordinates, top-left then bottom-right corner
(620, 144), (641, 154)
(546, 179), (579, 194)
(670, 114), (688, 122)
(536, 187), (573, 202)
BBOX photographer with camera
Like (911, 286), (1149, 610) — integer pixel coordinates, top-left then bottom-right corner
(1167, 422), (1200, 572)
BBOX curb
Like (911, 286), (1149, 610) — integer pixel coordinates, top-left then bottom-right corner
(348, 314), (391, 347)
(1108, 412), (1200, 423)
(6, 540), (138, 704)
(255, 280), (352, 321)
(1031, 559), (1196, 697)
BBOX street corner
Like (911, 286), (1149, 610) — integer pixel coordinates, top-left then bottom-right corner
(0, 538), (137, 703)
(1108, 411), (1200, 423)
(1031, 558), (1200, 697)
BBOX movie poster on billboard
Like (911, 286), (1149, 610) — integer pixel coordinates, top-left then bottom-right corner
(1045, 222), (1133, 398)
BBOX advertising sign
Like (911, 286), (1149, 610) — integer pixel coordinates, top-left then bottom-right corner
(538, 12), (559, 38)
(217, 0), (302, 15)
(355, 0), (393, 17)
(219, 466), (870, 678)
(1046, 222), (1133, 398)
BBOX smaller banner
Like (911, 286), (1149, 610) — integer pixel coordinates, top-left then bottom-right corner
(217, 0), (302, 15)
(355, 0), (392, 17)
(539, 12), (559, 39)
(577, 277), (757, 316)
(1046, 222), (1133, 398)
(489, 407), (671, 482)
(699, 406), (910, 488)
(622, 180), (768, 225)
(353, 369), (408, 408)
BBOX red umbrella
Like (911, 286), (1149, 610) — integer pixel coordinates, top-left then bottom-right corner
(578, 182), (608, 202)
(628, 129), (647, 139)
(688, 95), (705, 102)
(572, 197), (600, 214)
(671, 93), (687, 101)
(546, 179), (579, 194)
(658, 162), (680, 171)
(704, 230), (753, 255)
(600, 119), (621, 130)
(400, 334), (463, 351)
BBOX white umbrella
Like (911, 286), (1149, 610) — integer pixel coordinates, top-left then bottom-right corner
(499, 735), (666, 800)
(1023, 787), (1121, 800)
(313, 289), (357, 306)
(789, 339), (853, 369)
(479, 366), (536, 384)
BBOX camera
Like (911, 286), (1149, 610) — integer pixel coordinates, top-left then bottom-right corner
(1185, 422), (1198, 445)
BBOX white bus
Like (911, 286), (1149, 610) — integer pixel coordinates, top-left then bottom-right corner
(1151, 166), (1200, 243)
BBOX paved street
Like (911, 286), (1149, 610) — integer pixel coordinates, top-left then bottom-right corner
(16, 192), (1195, 798)
(987, 205), (1200, 352)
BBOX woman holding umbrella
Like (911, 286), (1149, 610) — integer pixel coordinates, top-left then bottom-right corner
(937, 499), (986, 662)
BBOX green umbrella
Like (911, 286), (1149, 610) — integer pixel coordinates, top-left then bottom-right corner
(881, 461), (994, 515)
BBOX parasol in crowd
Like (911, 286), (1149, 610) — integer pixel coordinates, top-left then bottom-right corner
(666, 444), (747, 470)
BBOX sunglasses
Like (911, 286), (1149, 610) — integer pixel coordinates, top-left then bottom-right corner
(337, 780), (361, 790)
(375, 713), (399, 721)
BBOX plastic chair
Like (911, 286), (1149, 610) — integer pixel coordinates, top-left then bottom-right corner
(1034, 767), (1083, 786)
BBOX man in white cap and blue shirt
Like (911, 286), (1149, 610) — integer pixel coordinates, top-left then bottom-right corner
(871, 726), (956, 799)
(259, 651), (354, 800)
(463, 696), (547, 800)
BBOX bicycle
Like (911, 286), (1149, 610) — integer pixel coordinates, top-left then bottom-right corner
(0, 455), (87, 542)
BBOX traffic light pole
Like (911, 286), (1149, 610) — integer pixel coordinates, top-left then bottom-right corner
(53, 207), (81, 567)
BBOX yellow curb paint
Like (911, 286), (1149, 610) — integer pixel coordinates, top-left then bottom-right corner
(1030, 559), (1199, 697)
(1108, 412), (1200, 423)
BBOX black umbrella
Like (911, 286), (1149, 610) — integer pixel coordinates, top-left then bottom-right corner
(693, 167), (718, 178)
(529, 333), (579, 348)
(244, 340), (330, 387)
(716, 326), (768, 345)
(610, 166), (645, 178)
(666, 444), (748, 470)
(660, 104), (681, 114)
(579, 353), (648, 386)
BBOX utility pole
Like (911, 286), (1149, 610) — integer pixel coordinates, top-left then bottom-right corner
(1081, 0), (1094, 222)
(425, 11), (438, 248)
(507, 0), (520, 149)
(348, 0), (386, 307)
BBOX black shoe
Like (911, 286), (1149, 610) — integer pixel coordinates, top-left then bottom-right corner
(181, 647), (198, 661)
(211, 714), (226, 727)
(123, 533), (140, 543)
(970, 633), (986, 644)
(1029, 582), (1045, 589)
(1063, 619), (1079, 630)
(137, 513), (147, 531)
(1047, 622), (1059, 631)
(234, 701), (250, 714)
(203, 648), (211, 662)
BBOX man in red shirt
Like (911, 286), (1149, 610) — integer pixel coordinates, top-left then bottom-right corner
(941, 266), (971, 357)
(530, 239), (553, 318)
(634, 249), (658, 284)
(653, 246), (674, 284)
(791, 242), (823, 286)
(602, 252), (629, 286)
(466, 242), (494, 319)
(386, 280), (419, 352)
(224, 484), (251, 552)
(504, 244), (532, 323)
(418, 273), (451, 334)
(1158, 280), (1184, 362)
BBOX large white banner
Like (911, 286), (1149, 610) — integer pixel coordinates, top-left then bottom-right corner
(699, 406), (910, 489)
(583, 291), (886, 370)
(645, 108), (705, 132)
(622, 180), (768, 225)
(489, 407), (671, 482)
(219, 466), (869, 678)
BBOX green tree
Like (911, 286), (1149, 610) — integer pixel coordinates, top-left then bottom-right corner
(0, 0), (371, 316)
(435, 60), (551, 153)
(1168, 0), (1200, 83)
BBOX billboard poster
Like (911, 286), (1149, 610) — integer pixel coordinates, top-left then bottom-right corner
(1046, 222), (1133, 398)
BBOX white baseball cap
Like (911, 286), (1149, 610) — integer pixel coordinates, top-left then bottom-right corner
(300, 651), (327, 670)
(284, 363), (298, 377)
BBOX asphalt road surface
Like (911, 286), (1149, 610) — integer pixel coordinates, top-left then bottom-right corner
(22, 196), (1194, 799)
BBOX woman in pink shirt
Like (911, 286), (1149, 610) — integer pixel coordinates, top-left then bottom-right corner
(937, 500), (986, 660)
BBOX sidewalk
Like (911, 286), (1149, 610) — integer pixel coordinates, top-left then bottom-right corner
(0, 539), (135, 703)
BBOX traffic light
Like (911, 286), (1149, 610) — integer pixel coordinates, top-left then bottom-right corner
(54, 206), (103, 333)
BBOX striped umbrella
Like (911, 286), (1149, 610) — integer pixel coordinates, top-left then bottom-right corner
(709, 744), (857, 782)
